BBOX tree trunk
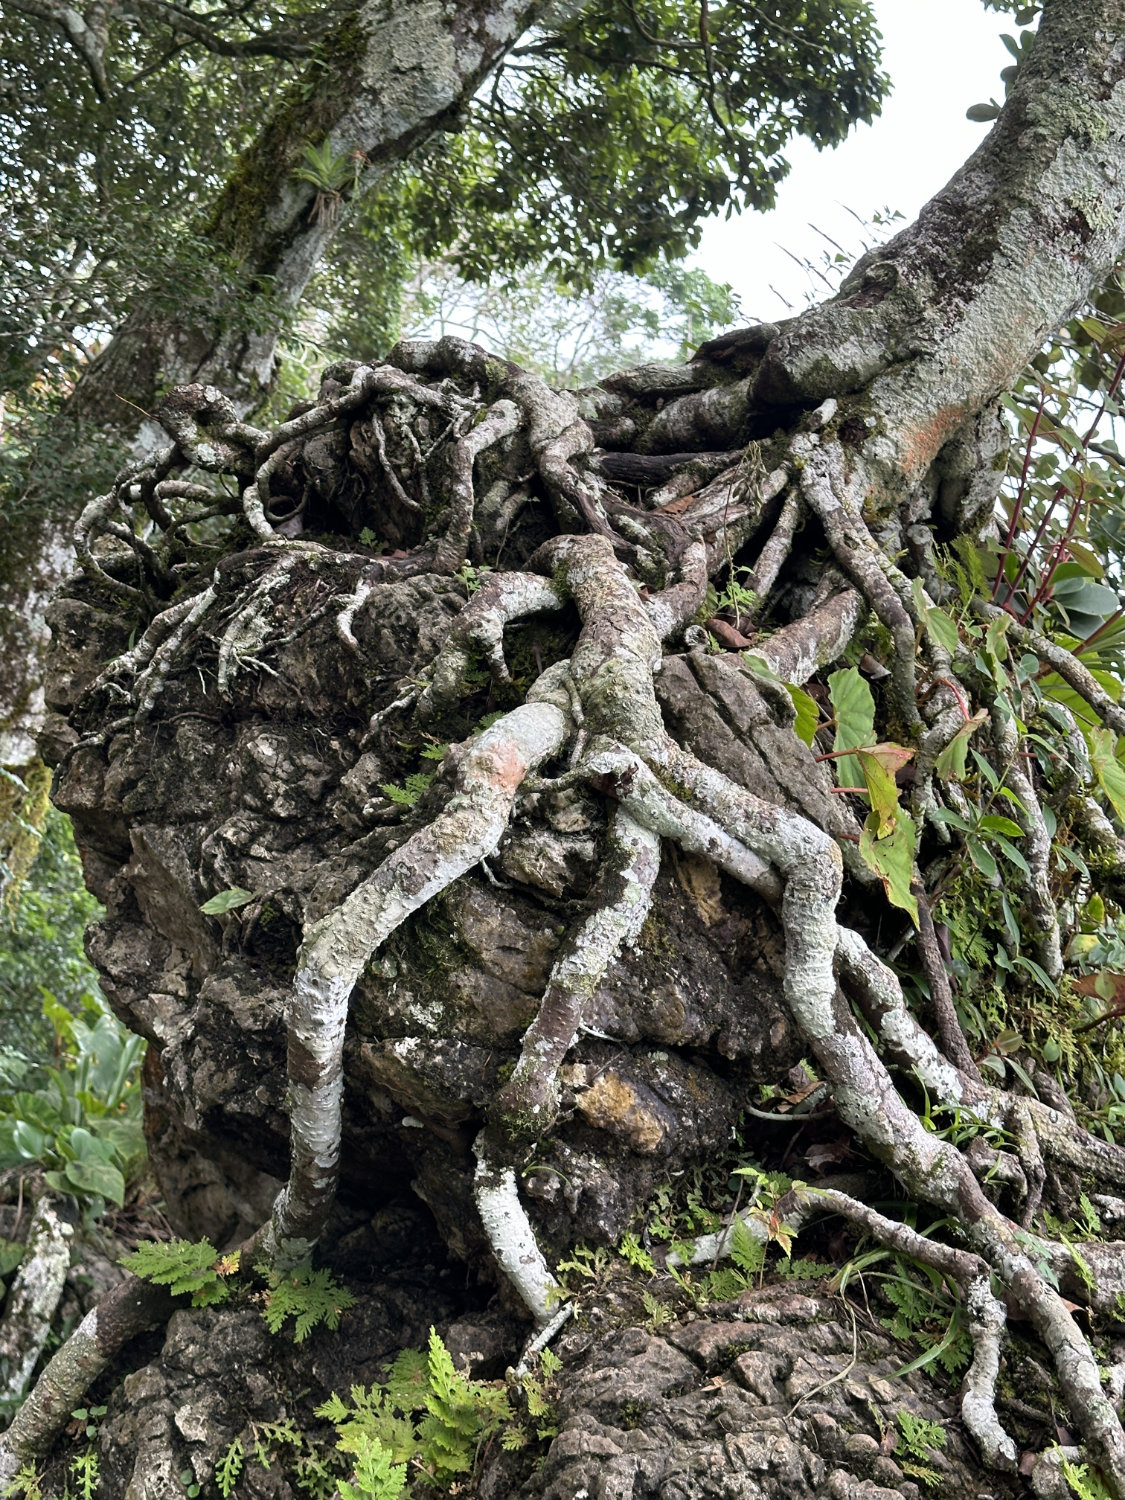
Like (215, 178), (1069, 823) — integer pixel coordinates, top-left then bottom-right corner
(0, 0), (540, 762)
(8, 0), (1125, 1494)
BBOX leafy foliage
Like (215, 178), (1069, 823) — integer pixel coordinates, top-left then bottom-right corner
(893, 1410), (947, 1491)
(835, 1248), (972, 1379)
(260, 1264), (356, 1341)
(69, 1449), (99, 1500)
(405, 0), (885, 282)
(216, 1437), (244, 1498)
(200, 887), (256, 916)
(0, 808), (104, 1054)
(826, 669), (917, 920)
(121, 1240), (240, 1308)
(316, 1329), (512, 1491)
(0, 990), (145, 1212)
(1060, 1450), (1116, 1500)
(379, 772), (437, 809)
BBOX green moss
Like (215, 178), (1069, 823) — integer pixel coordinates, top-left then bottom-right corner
(617, 1400), (647, 1430)
(638, 910), (675, 958)
(204, 9), (370, 264)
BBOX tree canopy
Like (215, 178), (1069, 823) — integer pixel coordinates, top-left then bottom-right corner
(0, 0), (884, 407)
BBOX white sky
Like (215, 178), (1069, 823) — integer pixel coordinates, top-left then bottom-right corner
(694, 0), (1016, 321)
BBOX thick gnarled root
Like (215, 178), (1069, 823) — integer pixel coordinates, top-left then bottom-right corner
(0, 1279), (179, 1482)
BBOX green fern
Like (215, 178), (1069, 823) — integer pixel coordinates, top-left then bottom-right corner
(776, 1257), (836, 1280)
(317, 1328), (512, 1488)
(894, 1409), (947, 1491)
(1, 1465), (44, 1500)
(121, 1238), (237, 1306)
(336, 1434), (408, 1500)
(216, 1438), (243, 1497)
(379, 771), (435, 807)
(617, 1232), (655, 1274)
(1060, 1451), (1116, 1500)
(70, 1451), (99, 1500)
(293, 1450), (341, 1500)
(729, 1218), (765, 1276)
(260, 1264), (355, 1342)
(704, 1265), (750, 1300)
(316, 1385), (418, 1466)
(418, 1328), (510, 1478)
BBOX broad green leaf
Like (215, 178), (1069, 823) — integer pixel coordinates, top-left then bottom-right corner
(1077, 316), (1109, 344)
(11, 1119), (48, 1160)
(0, 1238), (24, 1277)
(856, 745), (912, 837)
(924, 605), (960, 654)
(63, 1156), (126, 1205)
(1086, 727), (1125, 828)
(909, 580), (960, 654)
(785, 684), (820, 746)
(200, 887), (255, 915)
(934, 709), (987, 781)
(992, 835), (1030, 877)
(929, 807), (973, 833)
(858, 809), (918, 925)
(967, 838), (998, 881)
(1051, 577), (1119, 616)
(828, 668), (875, 795)
(67, 1125), (118, 1164)
(978, 815), (1024, 837)
(1064, 541), (1105, 578)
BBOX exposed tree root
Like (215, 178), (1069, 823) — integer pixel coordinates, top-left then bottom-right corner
(0, 1279), (179, 1482)
(0, 1198), (73, 1407)
(26, 257), (1125, 1487)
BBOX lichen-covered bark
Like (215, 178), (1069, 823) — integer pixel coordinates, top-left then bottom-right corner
(0, 1197), (73, 1405)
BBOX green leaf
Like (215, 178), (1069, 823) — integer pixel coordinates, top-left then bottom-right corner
(858, 809), (918, 925)
(991, 835), (1030, 878)
(911, 580), (960, 653)
(1064, 540), (1105, 578)
(216, 1438), (243, 1498)
(64, 1155), (125, 1205)
(978, 815), (1024, 838)
(967, 838), (998, 881)
(122, 1238), (235, 1304)
(199, 887), (255, 915)
(934, 709), (988, 781)
(785, 684), (820, 746)
(261, 1264), (356, 1341)
(0, 1237), (24, 1277)
(1087, 727), (1125, 828)
(828, 667), (876, 794)
(856, 745), (912, 837)
(928, 807), (972, 833)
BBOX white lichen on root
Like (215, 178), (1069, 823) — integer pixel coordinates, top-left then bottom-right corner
(33, 60), (1125, 1483)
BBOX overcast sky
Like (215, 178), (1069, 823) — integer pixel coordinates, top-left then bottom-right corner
(694, 0), (1017, 320)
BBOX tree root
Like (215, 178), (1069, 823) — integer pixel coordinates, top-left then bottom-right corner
(489, 804), (660, 1135)
(0, 1197), (73, 1407)
(0, 1279), (179, 1482)
(39, 331), (1125, 1494)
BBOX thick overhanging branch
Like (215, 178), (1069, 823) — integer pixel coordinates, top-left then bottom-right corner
(757, 0), (1125, 491)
